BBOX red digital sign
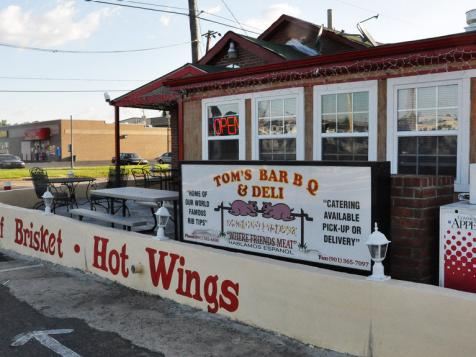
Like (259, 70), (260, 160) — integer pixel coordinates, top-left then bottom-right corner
(210, 115), (239, 137)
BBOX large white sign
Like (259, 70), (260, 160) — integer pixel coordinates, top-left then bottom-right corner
(181, 164), (374, 271)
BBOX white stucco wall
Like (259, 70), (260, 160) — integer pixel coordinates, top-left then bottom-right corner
(0, 203), (475, 357)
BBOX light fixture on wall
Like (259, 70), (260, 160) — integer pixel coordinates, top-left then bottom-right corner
(228, 41), (238, 59)
(366, 222), (391, 281)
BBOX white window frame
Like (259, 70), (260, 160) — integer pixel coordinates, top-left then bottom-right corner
(251, 87), (305, 160)
(313, 80), (378, 161)
(387, 70), (475, 192)
(202, 94), (246, 160)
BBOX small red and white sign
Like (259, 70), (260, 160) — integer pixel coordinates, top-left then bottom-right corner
(440, 202), (476, 293)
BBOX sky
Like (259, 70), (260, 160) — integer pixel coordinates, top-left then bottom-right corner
(0, 0), (475, 124)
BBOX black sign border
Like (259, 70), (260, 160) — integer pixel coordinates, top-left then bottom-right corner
(178, 160), (391, 276)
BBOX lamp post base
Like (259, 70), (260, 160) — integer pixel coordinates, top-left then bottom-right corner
(156, 227), (169, 241)
(366, 261), (390, 281)
(366, 274), (391, 281)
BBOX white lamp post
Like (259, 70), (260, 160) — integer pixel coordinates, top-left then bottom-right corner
(42, 189), (54, 215)
(366, 222), (391, 281)
(155, 206), (170, 240)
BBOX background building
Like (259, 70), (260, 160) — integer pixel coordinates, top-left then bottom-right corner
(0, 119), (169, 162)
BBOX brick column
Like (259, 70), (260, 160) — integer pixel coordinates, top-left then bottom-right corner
(390, 175), (455, 284)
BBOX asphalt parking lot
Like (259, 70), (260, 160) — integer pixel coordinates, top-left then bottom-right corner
(0, 251), (353, 357)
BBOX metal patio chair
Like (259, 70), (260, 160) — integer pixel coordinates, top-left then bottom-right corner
(30, 167), (71, 212)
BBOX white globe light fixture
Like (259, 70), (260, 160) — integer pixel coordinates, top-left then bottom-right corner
(366, 222), (391, 281)
(42, 189), (54, 215)
(155, 206), (170, 240)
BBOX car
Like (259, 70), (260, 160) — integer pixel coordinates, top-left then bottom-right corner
(111, 153), (148, 165)
(0, 154), (25, 169)
(155, 152), (173, 164)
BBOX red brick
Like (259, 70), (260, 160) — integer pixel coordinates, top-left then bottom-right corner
(402, 176), (425, 187)
(391, 187), (403, 197)
(420, 188), (437, 198)
(413, 208), (438, 219)
(392, 176), (403, 187)
(392, 207), (415, 218)
(402, 188), (416, 197)
(393, 217), (423, 229)
(391, 245), (412, 257)
(437, 186), (453, 196)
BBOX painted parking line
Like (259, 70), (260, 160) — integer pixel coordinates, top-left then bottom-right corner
(11, 329), (81, 357)
(0, 264), (43, 273)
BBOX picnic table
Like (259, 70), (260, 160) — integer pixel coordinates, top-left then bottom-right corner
(85, 187), (180, 237)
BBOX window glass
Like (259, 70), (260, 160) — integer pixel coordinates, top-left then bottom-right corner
(320, 90), (370, 160)
(322, 137), (368, 161)
(322, 95), (336, 114)
(257, 96), (298, 160)
(353, 92), (369, 112)
(259, 138), (296, 161)
(208, 140), (239, 160)
(397, 85), (458, 132)
(397, 136), (457, 176)
(207, 103), (239, 137)
(337, 93), (352, 113)
(205, 101), (241, 160)
(418, 87), (436, 109)
(438, 85), (458, 107)
(397, 88), (415, 110)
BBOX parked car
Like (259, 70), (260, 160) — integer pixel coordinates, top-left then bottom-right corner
(155, 152), (172, 164)
(0, 154), (25, 169)
(111, 153), (148, 165)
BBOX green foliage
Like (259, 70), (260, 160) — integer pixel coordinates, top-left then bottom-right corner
(0, 164), (170, 180)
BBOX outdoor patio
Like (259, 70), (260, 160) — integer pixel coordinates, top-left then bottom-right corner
(52, 199), (177, 237)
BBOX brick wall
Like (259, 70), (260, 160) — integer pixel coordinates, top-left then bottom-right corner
(390, 175), (455, 284)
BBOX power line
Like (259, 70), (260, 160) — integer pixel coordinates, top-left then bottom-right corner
(0, 40), (195, 54)
(120, 0), (263, 32)
(0, 76), (146, 82)
(220, 0), (248, 36)
(0, 90), (130, 93)
(84, 0), (261, 35)
(117, 0), (189, 12)
(333, 0), (416, 26)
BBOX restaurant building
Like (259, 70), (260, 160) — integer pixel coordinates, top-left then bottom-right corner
(112, 12), (476, 284)
(0, 119), (169, 162)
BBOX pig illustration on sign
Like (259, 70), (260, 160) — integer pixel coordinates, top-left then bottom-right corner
(262, 202), (295, 221)
(229, 200), (258, 217)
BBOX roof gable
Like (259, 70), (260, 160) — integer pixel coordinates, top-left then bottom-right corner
(198, 31), (287, 67)
(259, 14), (370, 54)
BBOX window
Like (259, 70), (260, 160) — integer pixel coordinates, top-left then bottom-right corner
(314, 81), (377, 161)
(202, 96), (245, 160)
(252, 88), (304, 160)
(387, 71), (473, 192)
(397, 85), (458, 176)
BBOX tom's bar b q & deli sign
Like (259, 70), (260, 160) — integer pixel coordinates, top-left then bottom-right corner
(181, 162), (389, 271)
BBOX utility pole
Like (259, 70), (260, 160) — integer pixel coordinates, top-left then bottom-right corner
(70, 115), (74, 169)
(202, 30), (221, 53)
(188, 0), (200, 63)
